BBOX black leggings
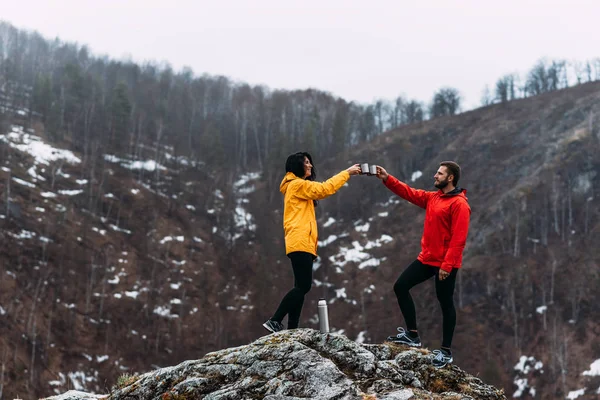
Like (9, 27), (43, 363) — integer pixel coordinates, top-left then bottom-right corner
(393, 259), (458, 348)
(272, 251), (313, 329)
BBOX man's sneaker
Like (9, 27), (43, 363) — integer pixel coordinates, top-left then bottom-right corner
(262, 319), (284, 333)
(386, 327), (422, 347)
(431, 349), (453, 368)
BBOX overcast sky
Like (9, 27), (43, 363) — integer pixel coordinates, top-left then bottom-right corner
(3, 0), (600, 109)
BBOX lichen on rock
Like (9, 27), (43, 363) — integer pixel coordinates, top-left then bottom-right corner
(49, 329), (506, 400)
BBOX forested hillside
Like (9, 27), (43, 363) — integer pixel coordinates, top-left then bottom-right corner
(0, 21), (599, 399)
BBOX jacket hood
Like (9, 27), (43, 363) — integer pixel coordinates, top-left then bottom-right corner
(280, 172), (302, 194)
(443, 187), (468, 200)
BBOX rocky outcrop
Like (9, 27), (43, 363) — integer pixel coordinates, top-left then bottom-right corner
(47, 329), (506, 400)
(43, 391), (105, 400)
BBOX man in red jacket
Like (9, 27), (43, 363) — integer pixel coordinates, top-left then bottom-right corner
(376, 161), (470, 368)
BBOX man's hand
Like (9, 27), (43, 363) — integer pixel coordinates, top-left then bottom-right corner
(346, 164), (362, 176)
(376, 166), (389, 182)
(439, 269), (450, 280)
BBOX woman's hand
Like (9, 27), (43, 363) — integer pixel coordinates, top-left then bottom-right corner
(376, 166), (389, 182)
(346, 164), (362, 176)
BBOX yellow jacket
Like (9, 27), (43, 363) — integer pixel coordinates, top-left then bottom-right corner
(280, 170), (350, 257)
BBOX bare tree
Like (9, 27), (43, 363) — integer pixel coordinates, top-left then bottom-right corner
(430, 87), (461, 118)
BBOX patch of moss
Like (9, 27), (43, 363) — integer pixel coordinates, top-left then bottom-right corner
(161, 392), (191, 400)
(115, 372), (139, 389)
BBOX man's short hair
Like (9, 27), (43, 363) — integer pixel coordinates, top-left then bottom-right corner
(440, 161), (461, 186)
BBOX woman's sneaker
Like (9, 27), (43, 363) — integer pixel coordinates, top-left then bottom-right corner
(431, 349), (453, 368)
(262, 319), (284, 333)
(386, 327), (422, 347)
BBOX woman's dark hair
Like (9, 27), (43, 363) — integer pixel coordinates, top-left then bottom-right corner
(285, 152), (316, 181)
(285, 152), (318, 206)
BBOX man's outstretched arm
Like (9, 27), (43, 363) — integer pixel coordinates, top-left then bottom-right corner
(376, 166), (431, 209)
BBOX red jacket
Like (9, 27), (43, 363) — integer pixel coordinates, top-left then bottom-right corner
(384, 175), (470, 272)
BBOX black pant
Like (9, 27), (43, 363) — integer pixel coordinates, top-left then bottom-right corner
(393, 259), (458, 348)
(272, 251), (313, 329)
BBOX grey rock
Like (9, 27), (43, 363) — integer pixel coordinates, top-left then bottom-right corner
(379, 388), (415, 400)
(41, 390), (106, 400)
(49, 329), (505, 400)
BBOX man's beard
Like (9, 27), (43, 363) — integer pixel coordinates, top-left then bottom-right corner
(434, 179), (449, 189)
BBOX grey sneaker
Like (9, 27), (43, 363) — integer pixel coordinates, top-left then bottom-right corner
(386, 327), (422, 347)
(262, 319), (284, 333)
(431, 349), (453, 368)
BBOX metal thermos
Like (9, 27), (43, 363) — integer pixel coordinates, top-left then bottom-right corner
(318, 299), (330, 333)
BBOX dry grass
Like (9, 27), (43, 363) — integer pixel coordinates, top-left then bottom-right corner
(429, 377), (451, 393)
(116, 372), (139, 388)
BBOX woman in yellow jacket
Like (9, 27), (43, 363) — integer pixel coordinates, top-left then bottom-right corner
(263, 152), (361, 333)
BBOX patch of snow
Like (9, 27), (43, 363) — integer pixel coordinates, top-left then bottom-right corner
(536, 305), (547, 314)
(364, 285), (376, 294)
(513, 378), (528, 398)
(234, 172), (260, 189)
(1, 125), (81, 165)
(153, 305), (178, 319)
(355, 222), (370, 232)
(411, 170), (423, 182)
(515, 356), (531, 373)
(356, 331), (367, 344)
(364, 234), (393, 249)
(318, 235), (338, 247)
(59, 189), (83, 196)
(44, 390), (106, 400)
(28, 166), (46, 181)
(13, 177), (35, 187)
(8, 229), (36, 239)
(92, 227), (106, 235)
(234, 206), (256, 232)
(329, 241), (370, 267)
(583, 359), (600, 376)
(110, 225), (131, 234)
(323, 217), (336, 228)
(358, 258), (382, 269)
(567, 388), (585, 399)
(104, 154), (166, 171)
(160, 236), (173, 244)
